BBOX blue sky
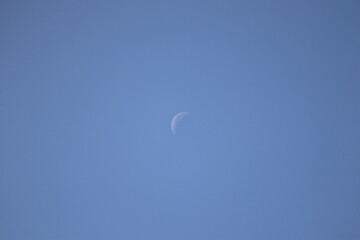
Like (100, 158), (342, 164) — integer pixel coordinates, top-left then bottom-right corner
(1, 1), (360, 239)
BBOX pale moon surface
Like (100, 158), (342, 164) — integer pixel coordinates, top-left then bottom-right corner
(171, 112), (189, 135)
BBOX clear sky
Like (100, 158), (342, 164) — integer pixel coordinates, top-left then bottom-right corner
(1, 1), (360, 239)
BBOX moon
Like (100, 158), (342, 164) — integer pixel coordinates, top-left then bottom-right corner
(171, 112), (189, 135)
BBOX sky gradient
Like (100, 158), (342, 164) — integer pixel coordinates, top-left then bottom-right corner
(1, 1), (360, 239)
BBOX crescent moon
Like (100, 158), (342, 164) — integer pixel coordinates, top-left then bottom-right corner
(171, 112), (189, 135)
